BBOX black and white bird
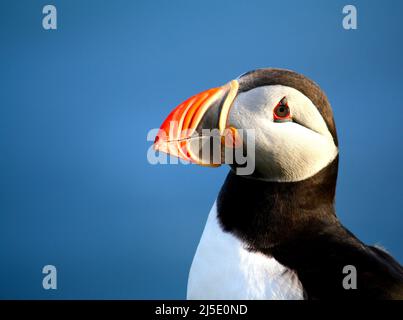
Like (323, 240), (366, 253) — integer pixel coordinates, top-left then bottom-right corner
(154, 68), (403, 300)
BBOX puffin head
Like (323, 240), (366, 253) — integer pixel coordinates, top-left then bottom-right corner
(154, 68), (338, 182)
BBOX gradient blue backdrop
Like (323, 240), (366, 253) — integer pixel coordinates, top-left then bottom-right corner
(0, 0), (402, 299)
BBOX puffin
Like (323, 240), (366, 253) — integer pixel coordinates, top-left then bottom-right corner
(153, 68), (403, 300)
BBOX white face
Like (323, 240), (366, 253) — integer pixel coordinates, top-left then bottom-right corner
(228, 85), (338, 182)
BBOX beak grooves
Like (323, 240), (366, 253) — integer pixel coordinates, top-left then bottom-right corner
(154, 80), (239, 165)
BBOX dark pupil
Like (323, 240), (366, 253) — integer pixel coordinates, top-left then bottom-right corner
(277, 105), (288, 117)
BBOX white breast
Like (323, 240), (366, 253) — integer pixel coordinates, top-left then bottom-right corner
(187, 202), (304, 300)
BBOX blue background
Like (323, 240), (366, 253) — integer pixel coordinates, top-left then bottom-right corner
(0, 0), (402, 299)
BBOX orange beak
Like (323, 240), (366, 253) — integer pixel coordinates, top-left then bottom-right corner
(154, 80), (239, 166)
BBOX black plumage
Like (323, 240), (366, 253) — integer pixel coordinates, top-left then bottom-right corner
(217, 159), (403, 299)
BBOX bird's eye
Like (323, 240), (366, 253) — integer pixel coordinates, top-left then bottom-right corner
(273, 97), (291, 122)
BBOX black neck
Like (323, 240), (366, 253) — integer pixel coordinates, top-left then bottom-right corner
(217, 156), (340, 250)
(217, 156), (403, 299)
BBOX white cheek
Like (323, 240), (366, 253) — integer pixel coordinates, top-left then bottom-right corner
(256, 122), (338, 181)
(229, 85), (338, 182)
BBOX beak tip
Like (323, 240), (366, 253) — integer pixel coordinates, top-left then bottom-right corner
(153, 127), (169, 149)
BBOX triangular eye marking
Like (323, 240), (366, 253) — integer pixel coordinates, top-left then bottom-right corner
(279, 96), (288, 106)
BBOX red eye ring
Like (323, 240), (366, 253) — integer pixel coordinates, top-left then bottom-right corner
(273, 97), (291, 122)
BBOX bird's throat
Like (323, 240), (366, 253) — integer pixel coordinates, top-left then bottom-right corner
(217, 157), (339, 251)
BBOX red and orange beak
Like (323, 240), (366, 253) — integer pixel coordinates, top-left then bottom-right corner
(154, 80), (239, 166)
